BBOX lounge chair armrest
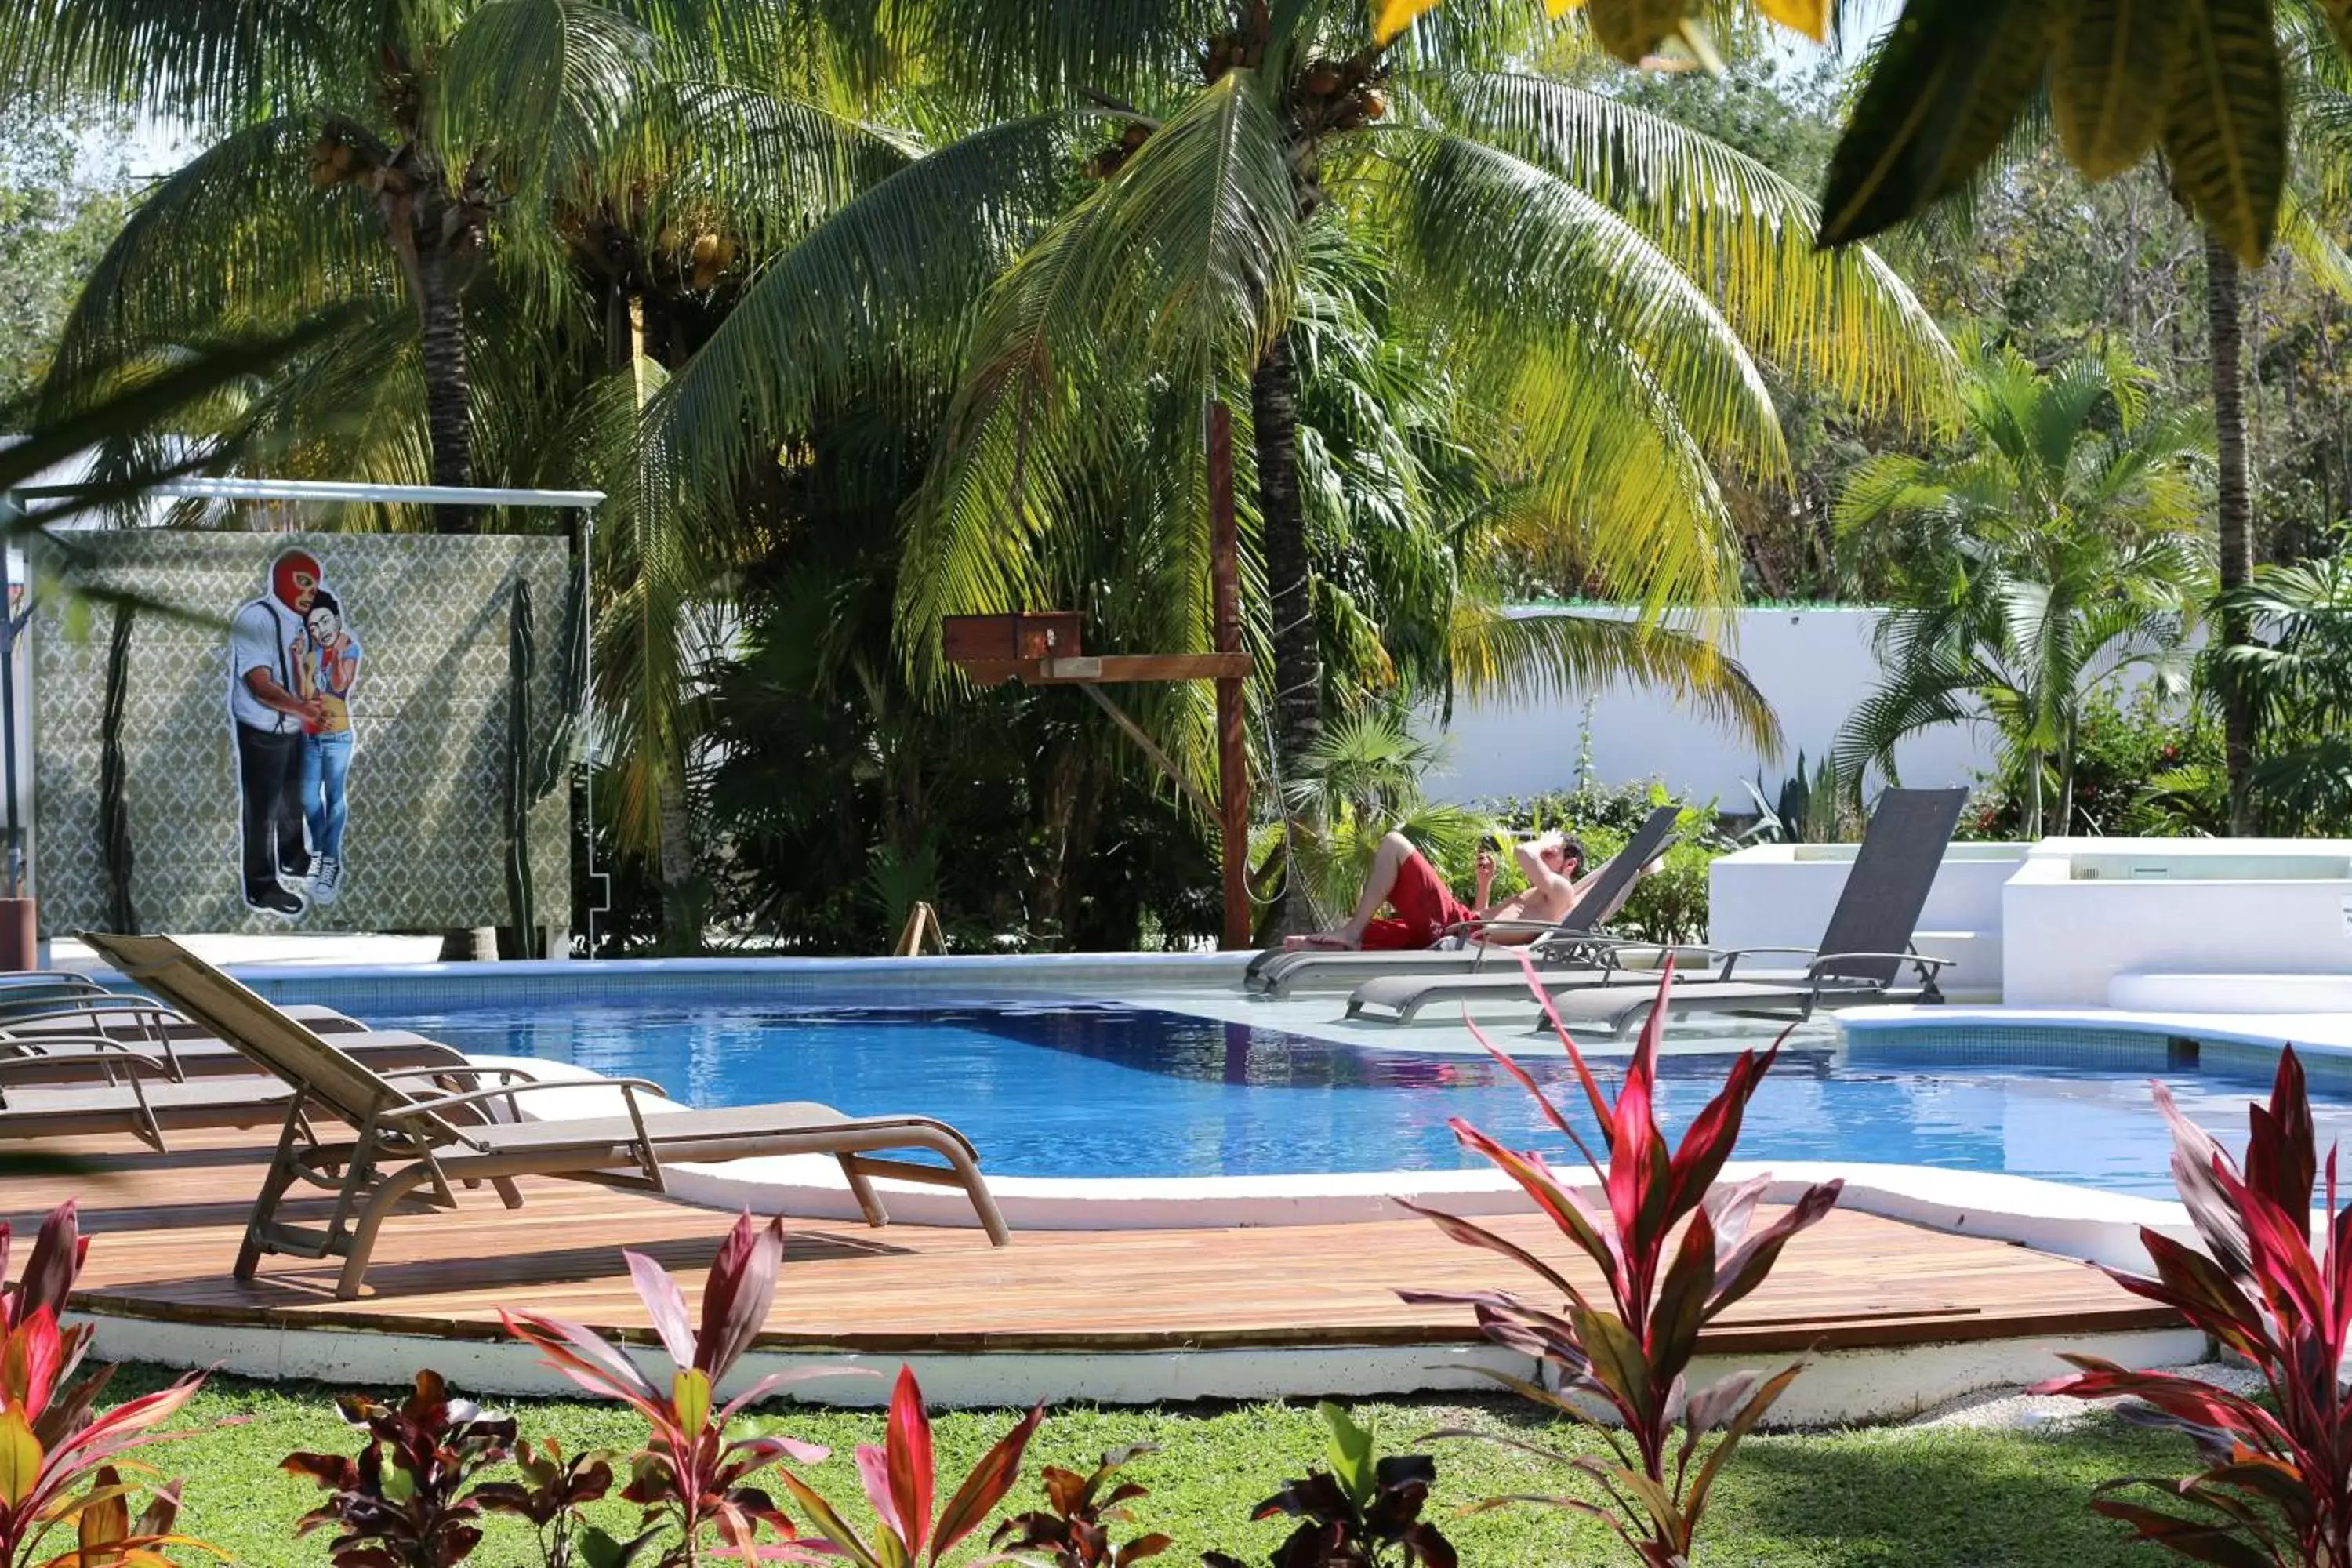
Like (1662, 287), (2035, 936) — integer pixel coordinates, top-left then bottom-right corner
(0, 1042), (171, 1078)
(391, 1075), (669, 1117)
(373, 1063), (530, 1083)
(1805, 953), (1957, 977)
(0, 1001), (181, 1034)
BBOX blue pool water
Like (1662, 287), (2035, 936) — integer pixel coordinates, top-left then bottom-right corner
(368, 998), (2352, 1196)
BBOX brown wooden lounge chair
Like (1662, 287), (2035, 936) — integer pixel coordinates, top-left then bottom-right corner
(82, 932), (1013, 1299)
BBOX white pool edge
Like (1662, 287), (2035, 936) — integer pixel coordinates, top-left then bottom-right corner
(472, 1056), (2198, 1276)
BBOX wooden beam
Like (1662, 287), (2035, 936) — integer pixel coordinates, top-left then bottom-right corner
(951, 653), (1250, 686)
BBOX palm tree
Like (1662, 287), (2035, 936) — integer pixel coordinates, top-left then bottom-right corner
(1, 0), (693, 530)
(2214, 550), (2352, 832)
(848, 3), (1947, 926)
(1833, 345), (2213, 836)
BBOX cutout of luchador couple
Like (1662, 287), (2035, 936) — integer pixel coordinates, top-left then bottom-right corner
(228, 549), (361, 916)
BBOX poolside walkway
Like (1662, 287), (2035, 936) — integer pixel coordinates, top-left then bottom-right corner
(15, 1127), (2179, 1362)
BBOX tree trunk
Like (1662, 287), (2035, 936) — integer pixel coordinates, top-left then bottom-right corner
(2207, 239), (2258, 834)
(414, 244), (477, 534)
(1254, 336), (1322, 933)
(2023, 751), (2043, 841)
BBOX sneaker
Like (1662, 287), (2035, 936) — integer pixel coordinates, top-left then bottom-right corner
(312, 856), (342, 907)
(247, 886), (304, 916)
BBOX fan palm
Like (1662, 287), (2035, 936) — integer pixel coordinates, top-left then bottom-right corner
(1833, 345), (2214, 836)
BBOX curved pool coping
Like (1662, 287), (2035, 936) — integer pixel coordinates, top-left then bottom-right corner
(100, 953), (2219, 1277)
(480, 1055), (2194, 1276)
(64, 956), (2243, 1415)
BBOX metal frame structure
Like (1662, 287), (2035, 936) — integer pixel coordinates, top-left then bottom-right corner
(2, 477), (604, 949)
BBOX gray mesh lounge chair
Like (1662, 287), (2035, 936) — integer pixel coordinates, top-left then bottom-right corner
(1242, 805), (1682, 996)
(1345, 787), (1969, 1027)
(84, 933), (1012, 1298)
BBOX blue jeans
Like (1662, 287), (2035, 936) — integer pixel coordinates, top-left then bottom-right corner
(302, 731), (354, 861)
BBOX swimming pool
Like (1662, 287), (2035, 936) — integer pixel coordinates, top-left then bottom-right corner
(366, 994), (2352, 1197)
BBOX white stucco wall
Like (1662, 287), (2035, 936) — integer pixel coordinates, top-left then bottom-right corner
(1420, 607), (1991, 804)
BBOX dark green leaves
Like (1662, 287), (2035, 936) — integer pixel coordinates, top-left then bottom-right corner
(2053, 0), (2187, 179)
(1817, 0), (2292, 263)
(1817, 0), (2065, 249)
(2163, 0), (2285, 263)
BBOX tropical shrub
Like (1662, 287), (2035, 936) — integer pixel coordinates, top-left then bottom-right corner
(991, 1441), (1169, 1568)
(1973, 691), (2227, 840)
(1740, 750), (1857, 844)
(1203, 1403), (1454, 1568)
(284, 1370), (521, 1568)
(504, 1211), (828, 1566)
(1404, 960), (1840, 1566)
(0, 1199), (207, 1568)
(2037, 1045), (2352, 1566)
(775, 1364), (1042, 1568)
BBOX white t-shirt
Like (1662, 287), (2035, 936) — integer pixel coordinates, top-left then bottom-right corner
(227, 597), (301, 732)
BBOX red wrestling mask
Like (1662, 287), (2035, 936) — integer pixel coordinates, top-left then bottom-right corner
(270, 550), (322, 613)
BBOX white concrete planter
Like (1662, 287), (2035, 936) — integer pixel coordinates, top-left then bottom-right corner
(2003, 838), (2352, 1007)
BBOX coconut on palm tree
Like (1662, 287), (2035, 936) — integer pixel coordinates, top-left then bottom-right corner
(1833, 344), (2214, 836)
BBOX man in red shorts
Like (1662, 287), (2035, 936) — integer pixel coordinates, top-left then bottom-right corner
(1282, 829), (1588, 951)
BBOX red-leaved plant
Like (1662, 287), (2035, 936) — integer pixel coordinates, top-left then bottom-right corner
(503, 1212), (828, 1566)
(2036, 1045), (2352, 1566)
(1203, 1403), (1454, 1568)
(284, 1370), (518, 1568)
(1402, 958), (1841, 1567)
(474, 1439), (616, 1568)
(774, 1365), (1042, 1568)
(0, 1199), (209, 1567)
(991, 1440), (1168, 1568)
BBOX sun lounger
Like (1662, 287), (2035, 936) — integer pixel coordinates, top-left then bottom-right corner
(1344, 787), (1969, 1025)
(0, 1055), (523, 1149)
(82, 932), (1013, 1298)
(0, 1025), (463, 1087)
(1243, 805), (1682, 996)
(0, 994), (366, 1041)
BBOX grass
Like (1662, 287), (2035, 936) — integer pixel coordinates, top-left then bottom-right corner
(96, 1363), (2201, 1566)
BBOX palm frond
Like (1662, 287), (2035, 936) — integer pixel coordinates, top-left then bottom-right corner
(1446, 601), (1782, 756)
(1415, 69), (1959, 427)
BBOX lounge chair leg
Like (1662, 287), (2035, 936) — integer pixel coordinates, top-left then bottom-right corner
(492, 1176), (524, 1210)
(944, 1145), (1011, 1247)
(236, 1157), (303, 1282)
(237, 1101), (311, 1280)
(838, 1156), (889, 1229)
(336, 1164), (436, 1300)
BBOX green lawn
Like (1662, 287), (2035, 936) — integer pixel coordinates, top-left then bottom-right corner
(106, 1363), (2196, 1566)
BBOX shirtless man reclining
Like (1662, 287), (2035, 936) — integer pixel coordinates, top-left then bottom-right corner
(1282, 829), (1595, 952)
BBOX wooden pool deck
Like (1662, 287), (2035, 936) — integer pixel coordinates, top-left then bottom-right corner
(9, 1127), (2182, 1363)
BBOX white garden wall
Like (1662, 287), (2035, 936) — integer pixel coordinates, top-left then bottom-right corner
(1420, 607), (1985, 804)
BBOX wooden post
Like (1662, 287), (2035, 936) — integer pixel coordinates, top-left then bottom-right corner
(1209, 402), (1250, 950)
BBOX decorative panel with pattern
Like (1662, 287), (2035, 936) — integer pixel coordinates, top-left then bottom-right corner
(31, 532), (577, 935)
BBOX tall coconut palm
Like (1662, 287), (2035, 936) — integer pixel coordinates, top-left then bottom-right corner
(1833, 345), (2214, 835)
(0, 0), (692, 531)
(12, 0), (920, 948)
(862, 2), (1947, 925)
